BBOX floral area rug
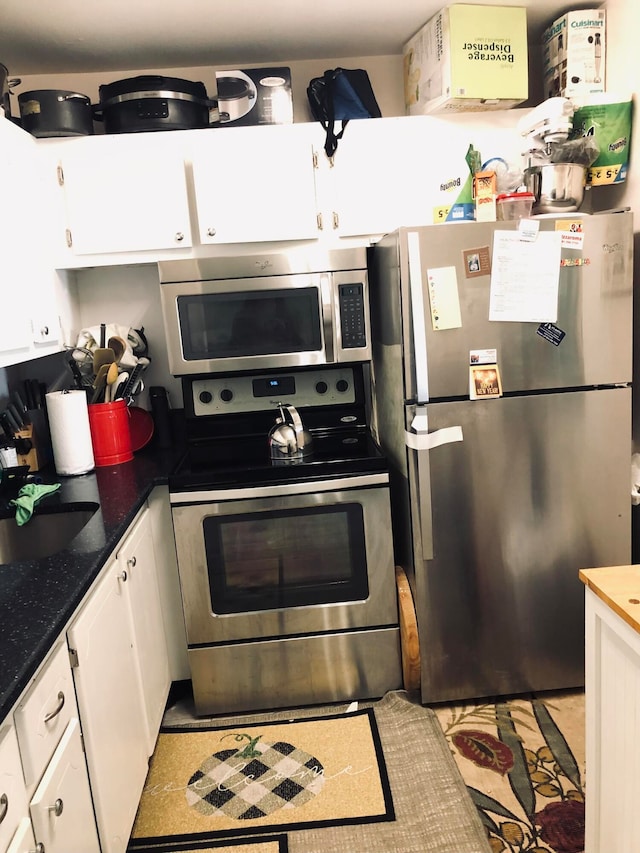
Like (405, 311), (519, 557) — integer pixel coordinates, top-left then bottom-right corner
(434, 691), (585, 853)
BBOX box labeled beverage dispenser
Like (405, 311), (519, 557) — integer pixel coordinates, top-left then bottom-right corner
(403, 4), (529, 115)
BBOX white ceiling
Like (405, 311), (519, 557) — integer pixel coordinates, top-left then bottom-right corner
(1, 0), (569, 76)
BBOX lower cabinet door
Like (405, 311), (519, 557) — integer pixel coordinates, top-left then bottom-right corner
(67, 561), (149, 853)
(29, 718), (100, 853)
(5, 818), (35, 853)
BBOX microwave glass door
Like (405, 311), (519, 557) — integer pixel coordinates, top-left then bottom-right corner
(177, 287), (322, 361)
(204, 503), (369, 614)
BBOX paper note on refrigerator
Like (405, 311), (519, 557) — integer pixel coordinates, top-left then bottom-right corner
(489, 231), (562, 322)
(426, 266), (462, 330)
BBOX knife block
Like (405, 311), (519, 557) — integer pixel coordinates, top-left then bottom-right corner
(16, 410), (52, 472)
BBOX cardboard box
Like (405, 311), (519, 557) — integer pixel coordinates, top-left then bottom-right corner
(403, 4), (529, 115)
(542, 9), (606, 99)
(216, 67), (293, 127)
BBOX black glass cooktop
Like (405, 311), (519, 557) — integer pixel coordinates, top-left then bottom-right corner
(169, 427), (387, 492)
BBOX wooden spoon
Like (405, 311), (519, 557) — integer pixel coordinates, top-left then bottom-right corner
(104, 361), (120, 403)
(92, 346), (115, 375)
(107, 335), (127, 364)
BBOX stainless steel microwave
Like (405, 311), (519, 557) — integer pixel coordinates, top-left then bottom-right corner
(158, 248), (371, 376)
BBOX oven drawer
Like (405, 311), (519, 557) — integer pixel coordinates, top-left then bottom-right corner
(188, 627), (402, 715)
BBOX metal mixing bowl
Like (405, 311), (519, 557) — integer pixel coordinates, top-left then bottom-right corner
(524, 163), (587, 214)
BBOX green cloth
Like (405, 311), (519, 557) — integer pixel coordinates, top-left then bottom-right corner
(10, 483), (62, 526)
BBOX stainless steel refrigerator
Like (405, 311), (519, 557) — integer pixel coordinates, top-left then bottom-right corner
(368, 211), (633, 704)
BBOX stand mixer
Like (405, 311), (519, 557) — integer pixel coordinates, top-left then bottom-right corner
(517, 97), (593, 213)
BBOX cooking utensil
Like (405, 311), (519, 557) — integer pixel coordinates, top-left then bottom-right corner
(112, 372), (129, 401)
(94, 75), (213, 134)
(18, 90), (94, 138)
(107, 335), (126, 364)
(91, 364), (110, 404)
(92, 346), (115, 375)
(104, 361), (119, 403)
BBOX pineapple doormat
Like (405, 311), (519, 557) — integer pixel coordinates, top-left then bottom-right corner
(127, 707), (393, 849)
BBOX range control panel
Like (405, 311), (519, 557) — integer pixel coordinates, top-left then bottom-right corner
(190, 367), (356, 417)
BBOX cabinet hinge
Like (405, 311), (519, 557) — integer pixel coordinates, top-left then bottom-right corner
(317, 212), (323, 231)
(68, 647), (79, 668)
(312, 150), (319, 170)
(65, 228), (73, 248)
(56, 163), (65, 186)
(332, 211), (340, 230)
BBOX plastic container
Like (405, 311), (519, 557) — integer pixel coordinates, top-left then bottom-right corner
(496, 191), (535, 221)
(87, 399), (133, 467)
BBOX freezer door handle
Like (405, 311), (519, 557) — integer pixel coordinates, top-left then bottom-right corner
(410, 406), (434, 561)
(407, 231), (430, 404)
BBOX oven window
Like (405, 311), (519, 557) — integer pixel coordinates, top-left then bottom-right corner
(204, 504), (369, 614)
(177, 287), (322, 360)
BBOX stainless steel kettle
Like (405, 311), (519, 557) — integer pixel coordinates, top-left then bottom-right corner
(268, 403), (313, 464)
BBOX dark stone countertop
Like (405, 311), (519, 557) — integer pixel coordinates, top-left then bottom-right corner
(0, 442), (184, 723)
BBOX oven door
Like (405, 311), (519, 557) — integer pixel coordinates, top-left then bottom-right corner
(170, 474), (397, 644)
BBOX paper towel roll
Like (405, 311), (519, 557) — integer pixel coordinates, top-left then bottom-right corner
(46, 390), (95, 476)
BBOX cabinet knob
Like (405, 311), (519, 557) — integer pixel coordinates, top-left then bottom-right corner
(127, 556), (137, 569)
(43, 690), (65, 723)
(0, 792), (7, 824)
(40, 326), (49, 338)
(117, 569), (128, 583)
(175, 232), (185, 242)
(207, 227), (216, 237)
(48, 798), (64, 817)
(30, 845), (45, 853)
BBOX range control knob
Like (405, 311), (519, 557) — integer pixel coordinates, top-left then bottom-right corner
(336, 379), (349, 393)
(198, 390), (213, 404)
(315, 381), (328, 395)
(220, 388), (234, 403)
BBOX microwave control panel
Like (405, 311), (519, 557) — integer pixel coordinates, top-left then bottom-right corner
(190, 367), (356, 417)
(338, 283), (367, 349)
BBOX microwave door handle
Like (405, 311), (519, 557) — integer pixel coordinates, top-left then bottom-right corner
(407, 231), (429, 404)
(320, 274), (335, 362)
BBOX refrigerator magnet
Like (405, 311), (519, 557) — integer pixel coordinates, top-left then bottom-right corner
(469, 364), (502, 400)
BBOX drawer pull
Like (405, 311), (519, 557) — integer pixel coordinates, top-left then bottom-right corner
(0, 792), (7, 823)
(48, 798), (64, 817)
(43, 691), (65, 723)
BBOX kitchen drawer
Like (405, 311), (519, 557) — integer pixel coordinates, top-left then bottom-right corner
(29, 717), (100, 853)
(0, 725), (29, 851)
(13, 641), (77, 794)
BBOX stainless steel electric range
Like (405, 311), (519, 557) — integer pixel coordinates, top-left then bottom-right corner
(169, 363), (402, 716)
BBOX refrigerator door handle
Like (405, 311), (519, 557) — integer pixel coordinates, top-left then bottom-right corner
(410, 404), (434, 561)
(407, 231), (430, 404)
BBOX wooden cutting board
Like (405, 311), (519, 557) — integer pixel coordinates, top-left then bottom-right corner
(395, 565), (421, 691)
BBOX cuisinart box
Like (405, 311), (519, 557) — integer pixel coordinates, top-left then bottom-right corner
(216, 67), (293, 127)
(542, 9), (606, 99)
(403, 4), (528, 115)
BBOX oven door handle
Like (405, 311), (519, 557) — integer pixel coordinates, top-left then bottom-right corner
(170, 472), (389, 504)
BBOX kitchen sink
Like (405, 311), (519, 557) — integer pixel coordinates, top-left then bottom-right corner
(0, 502), (100, 564)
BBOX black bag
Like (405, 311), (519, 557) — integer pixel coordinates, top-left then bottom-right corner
(307, 68), (381, 158)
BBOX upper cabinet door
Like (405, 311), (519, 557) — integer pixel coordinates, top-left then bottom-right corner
(320, 116), (434, 238)
(191, 123), (320, 244)
(57, 133), (193, 256)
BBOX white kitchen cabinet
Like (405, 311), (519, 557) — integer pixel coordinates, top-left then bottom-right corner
(190, 122), (320, 244)
(0, 119), (60, 368)
(0, 725), (29, 853)
(67, 555), (149, 853)
(54, 132), (193, 257)
(316, 116), (434, 239)
(116, 505), (171, 756)
(581, 566), (640, 853)
(29, 718), (100, 853)
(4, 818), (35, 853)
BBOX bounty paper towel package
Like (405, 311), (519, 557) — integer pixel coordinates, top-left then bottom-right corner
(403, 4), (529, 115)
